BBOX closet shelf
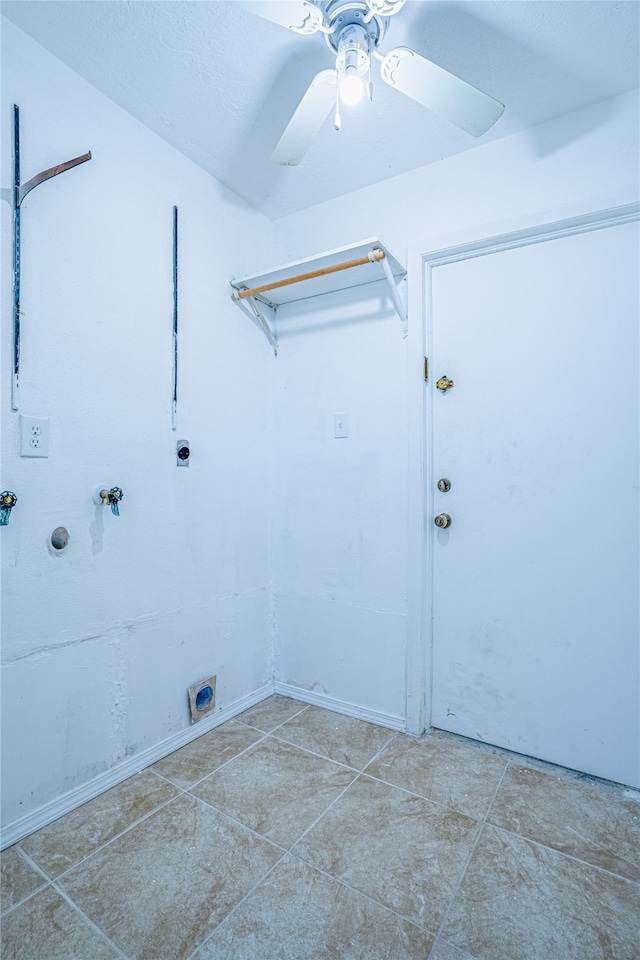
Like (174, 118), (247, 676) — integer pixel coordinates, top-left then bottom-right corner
(230, 237), (406, 355)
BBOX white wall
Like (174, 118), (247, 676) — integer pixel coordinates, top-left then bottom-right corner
(1, 19), (275, 838)
(270, 89), (639, 725)
(271, 283), (409, 724)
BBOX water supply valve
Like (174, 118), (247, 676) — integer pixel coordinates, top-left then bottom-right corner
(0, 491), (17, 526)
(94, 485), (124, 516)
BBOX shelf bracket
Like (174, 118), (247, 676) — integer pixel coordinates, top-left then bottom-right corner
(377, 248), (407, 329)
(11, 104), (92, 410)
(237, 292), (278, 357)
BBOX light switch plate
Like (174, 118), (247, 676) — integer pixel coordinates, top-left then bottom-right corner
(334, 413), (349, 439)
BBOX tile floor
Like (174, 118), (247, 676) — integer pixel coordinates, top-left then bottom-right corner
(2, 695), (639, 960)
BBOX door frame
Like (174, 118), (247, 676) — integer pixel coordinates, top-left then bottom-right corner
(404, 201), (640, 737)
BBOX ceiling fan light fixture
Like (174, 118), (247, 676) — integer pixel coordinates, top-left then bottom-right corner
(336, 22), (370, 105)
(339, 69), (365, 105)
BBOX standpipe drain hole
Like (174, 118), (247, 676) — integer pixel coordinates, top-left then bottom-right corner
(50, 527), (70, 553)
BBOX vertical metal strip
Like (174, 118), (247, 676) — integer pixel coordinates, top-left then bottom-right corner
(12, 104), (21, 411)
(172, 205), (178, 430)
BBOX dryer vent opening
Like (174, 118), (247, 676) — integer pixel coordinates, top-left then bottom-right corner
(188, 676), (216, 723)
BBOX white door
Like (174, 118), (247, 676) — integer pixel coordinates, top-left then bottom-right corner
(429, 218), (640, 788)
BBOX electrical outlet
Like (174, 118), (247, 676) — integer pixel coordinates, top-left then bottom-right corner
(176, 439), (190, 467)
(19, 415), (50, 458)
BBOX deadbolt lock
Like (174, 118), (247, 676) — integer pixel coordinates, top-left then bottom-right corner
(434, 513), (452, 529)
(437, 478), (451, 493)
(436, 376), (454, 393)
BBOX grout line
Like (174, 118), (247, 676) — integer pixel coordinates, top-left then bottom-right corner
(236, 700), (311, 737)
(481, 760), (640, 887)
(482, 761), (510, 825)
(265, 731), (376, 774)
(184, 793), (292, 859)
(186, 769), (361, 867)
(285, 839), (439, 939)
(0, 847), (50, 918)
(10, 846), (52, 883)
(360, 731), (400, 768)
(146, 768), (190, 788)
(186, 816), (435, 960)
(488, 822), (640, 888)
(50, 791), (186, 884)
(429, 763), (509, 954)
(182, 852), (289, 960)
(354, 768), (484, 820)
(158, 729), (271, 793)
(49, 878), (132, 960)
(284, 771), (364, 854)
(268, 727), (398, 775)
(12, 771), (188, 886)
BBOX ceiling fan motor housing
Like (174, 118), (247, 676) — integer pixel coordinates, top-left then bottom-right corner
(323, 1), (386, 54)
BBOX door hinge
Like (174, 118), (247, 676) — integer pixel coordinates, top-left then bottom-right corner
(424, 357), (429, 382)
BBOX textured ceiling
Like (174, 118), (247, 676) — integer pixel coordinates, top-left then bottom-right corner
(2, 1), (639, 219)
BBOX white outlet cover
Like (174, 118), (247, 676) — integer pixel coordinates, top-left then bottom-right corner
(19, 415), (49, 457)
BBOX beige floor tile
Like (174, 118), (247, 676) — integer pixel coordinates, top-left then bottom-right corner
(1, 885), (121, 960)
(367, 734), (507, 820)
(487, 764), (640, 881)
(236, 695), (308, 732)
(275, 705), (395, 770)
(292, 775), (479, 932)
(19, 769), (178, 879)
(191, 736), (356, 847)
(193, 854), (434, 960)
(59, 792), (282, 960)
(0, 847), (46, 913)
(151, 719), (263, 788)
(441, 824), (640, 960)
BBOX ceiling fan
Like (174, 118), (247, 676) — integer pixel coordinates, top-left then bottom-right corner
(242, 0), (505, 165)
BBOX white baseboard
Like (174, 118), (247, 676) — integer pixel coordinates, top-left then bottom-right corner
(274, 682), (407, 733)
(1, 683), (275, 850)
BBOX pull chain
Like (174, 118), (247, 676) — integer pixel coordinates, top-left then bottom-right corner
(334, 84), (342, 130)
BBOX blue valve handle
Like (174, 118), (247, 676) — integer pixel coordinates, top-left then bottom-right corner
(107, 487), (123, 517)
(0, 491), (17, 526)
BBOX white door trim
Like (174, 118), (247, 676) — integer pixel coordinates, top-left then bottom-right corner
(405, 201), (640, 736)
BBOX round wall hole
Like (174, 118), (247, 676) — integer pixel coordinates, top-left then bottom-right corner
(50, 526), (70, 552)
(195, 685), (214, 711)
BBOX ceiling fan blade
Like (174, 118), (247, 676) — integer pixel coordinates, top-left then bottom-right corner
(365, 0), (407, 16)
(271, 70), (337, 165)
(380, 47), (504, 137)
(240, 1), (324, 35)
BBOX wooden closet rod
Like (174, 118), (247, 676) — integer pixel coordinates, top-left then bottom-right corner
(232, 248), (385, 301)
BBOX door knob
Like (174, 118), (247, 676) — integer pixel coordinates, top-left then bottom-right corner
(434, 513), (452, 529)
(436, 376), (454, 393)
